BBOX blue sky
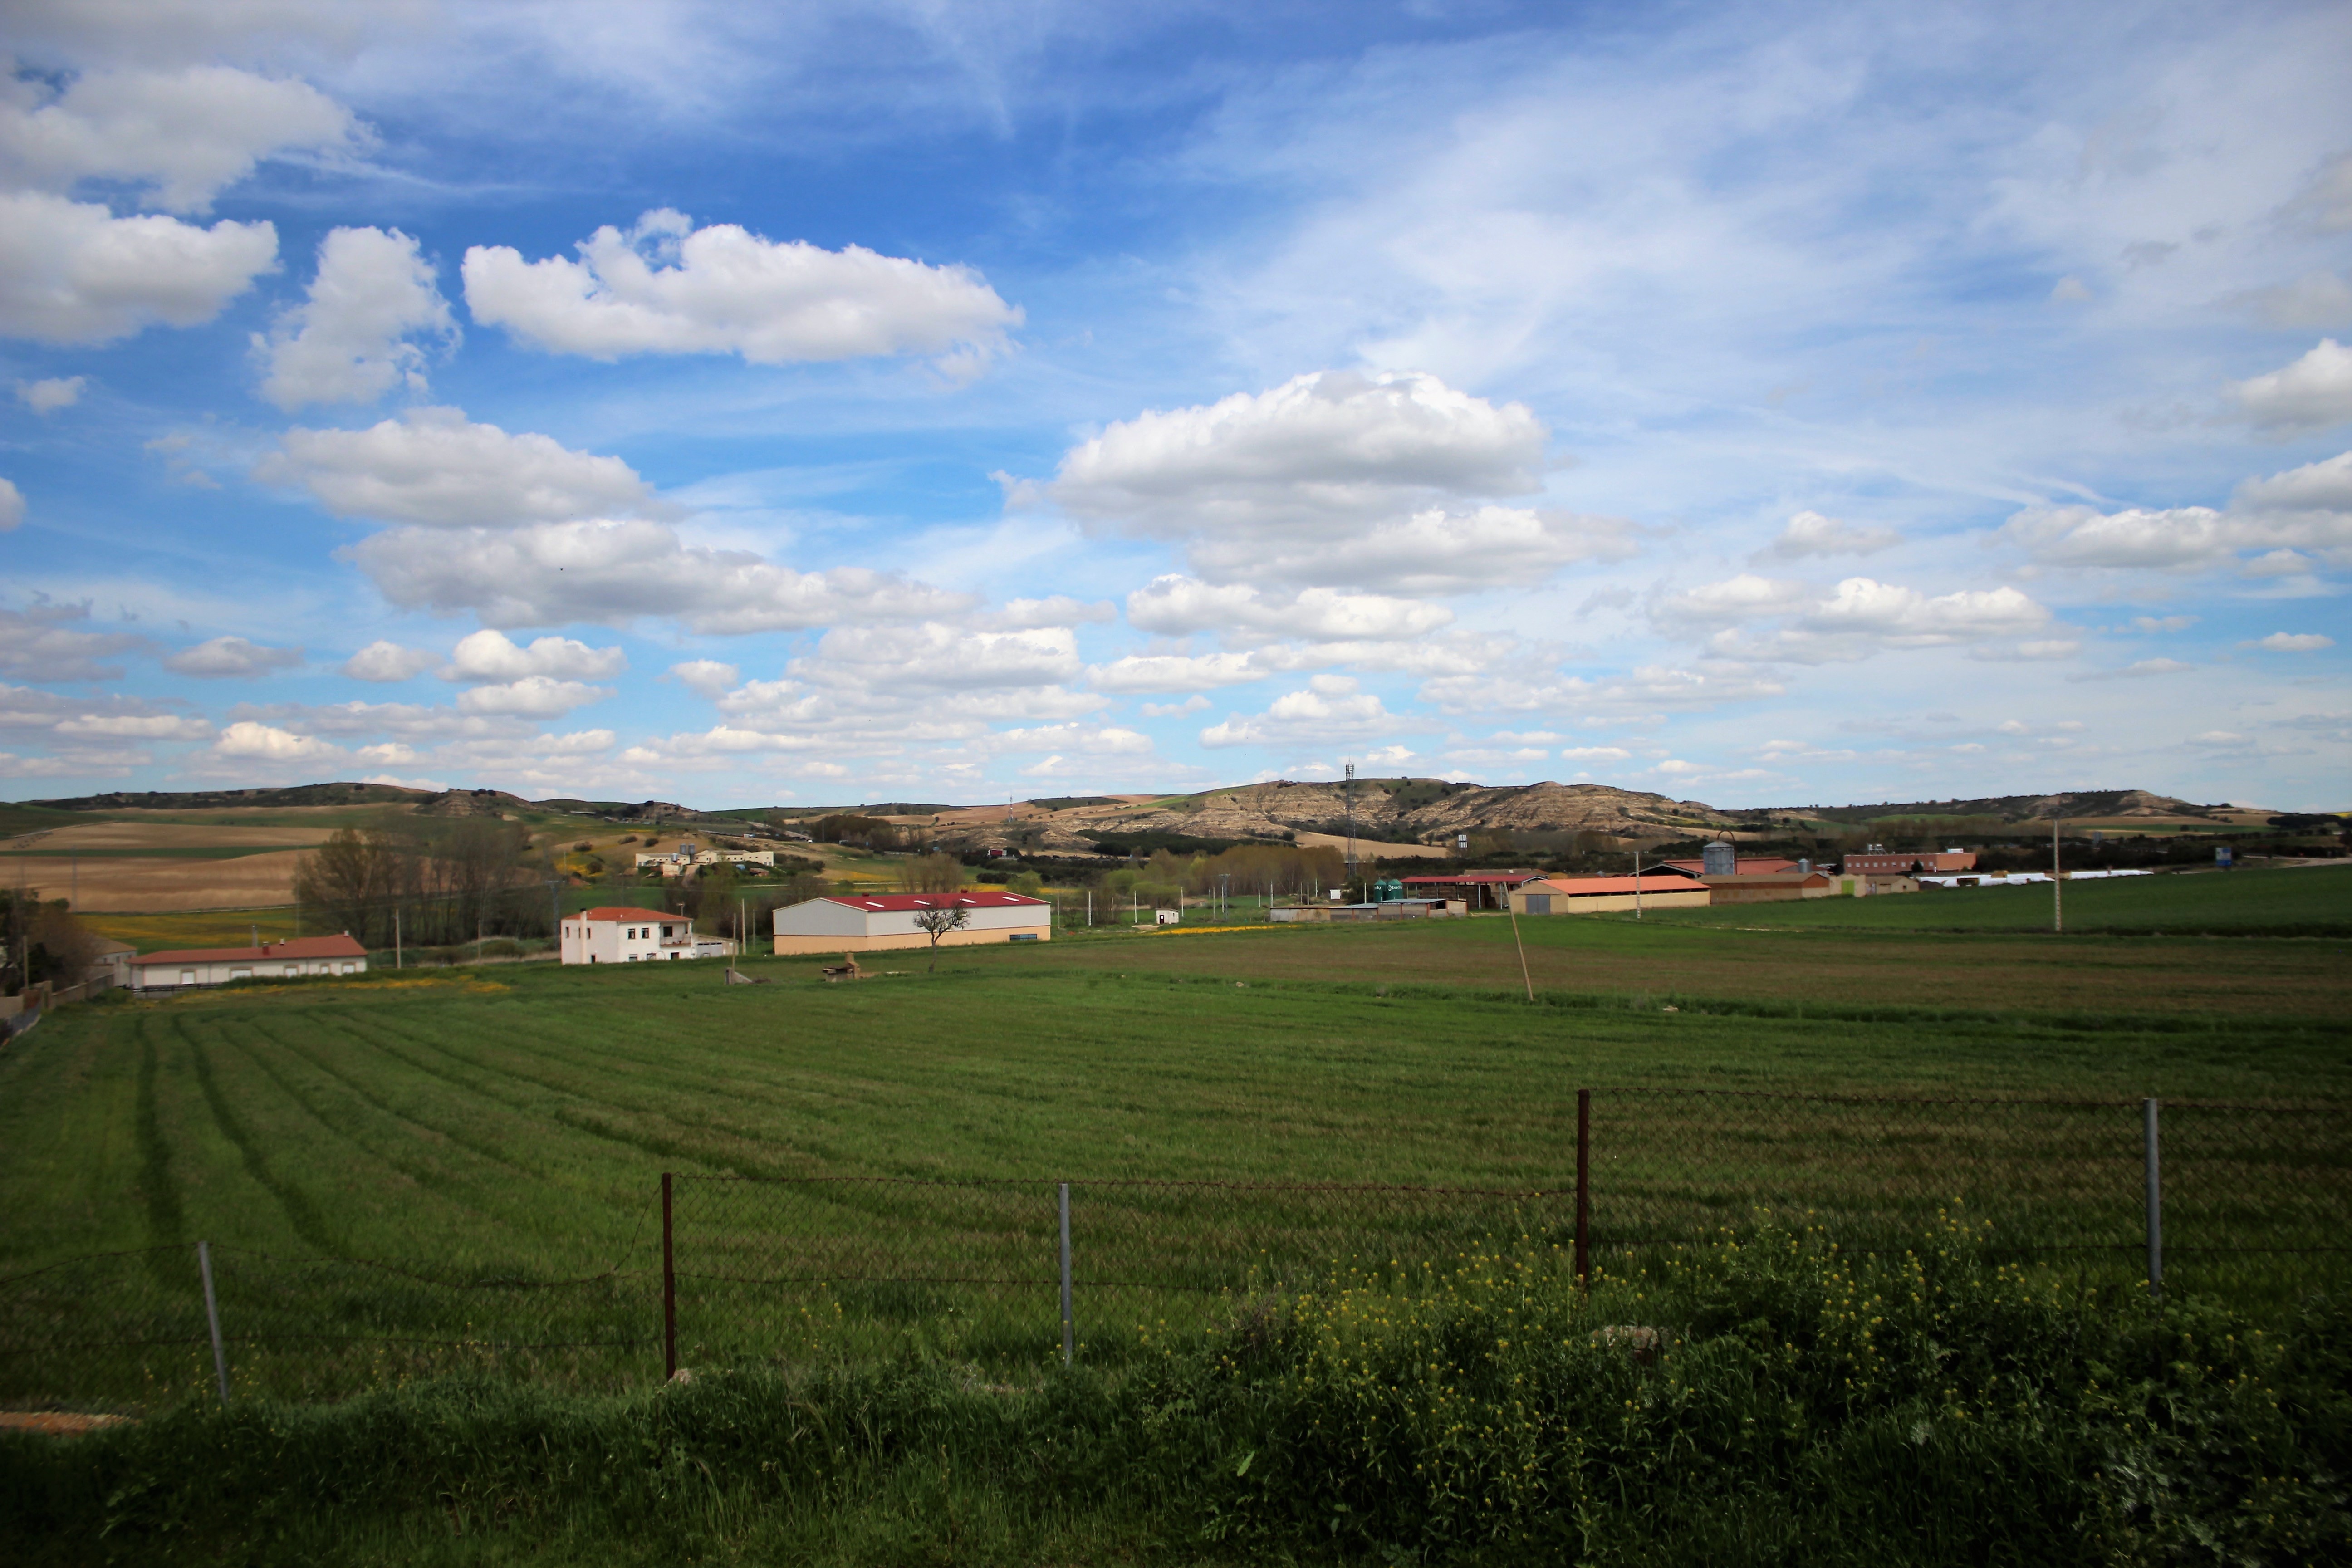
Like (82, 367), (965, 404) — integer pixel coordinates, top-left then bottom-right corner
(2, 0), (2347, 810)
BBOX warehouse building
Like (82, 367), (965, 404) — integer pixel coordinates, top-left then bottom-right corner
(1507, 876), (1713, 915)
(127, 934), (368, 992)
(771, 891), (1050, 955)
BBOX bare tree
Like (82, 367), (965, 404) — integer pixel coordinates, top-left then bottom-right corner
(910, 900), (968, 971)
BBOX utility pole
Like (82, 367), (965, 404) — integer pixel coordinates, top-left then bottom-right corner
(2052, 815), (2063, 935)
(1632, 843), (1643, 920)
(1343, 761), (1358, 898)
(394, 906), (402, 970)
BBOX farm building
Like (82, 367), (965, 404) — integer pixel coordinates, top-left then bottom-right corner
(1507, 876), (1713, 915)
(633, 843), (778, 878)
(1842, 849), (1978, 876)
(1699, 870), (1838, 904)
(1271, 898), (1460, 923)
(1399, 870), (1548, 910)
(1656, 853), (1799, 877)
(126, 934), (368, 993)
(560, 907), (731, 964)
(771, 891), (1049, 954)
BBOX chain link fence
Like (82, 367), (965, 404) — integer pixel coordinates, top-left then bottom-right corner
(6, 1092), (2348, 1411)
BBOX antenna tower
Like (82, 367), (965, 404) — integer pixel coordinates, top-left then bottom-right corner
(1343, 760), (1358, 892)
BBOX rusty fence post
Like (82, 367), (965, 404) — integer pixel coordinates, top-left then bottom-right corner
(1574, 1088), (1591, 1287)
(661, 1171), (677, 1379)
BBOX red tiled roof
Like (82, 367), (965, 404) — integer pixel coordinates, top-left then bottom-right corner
(130, 935), (367, 966)
(1401, 871), (1546, 885)
(576, 907), (677, 922)
(825, 892), (1047, 911)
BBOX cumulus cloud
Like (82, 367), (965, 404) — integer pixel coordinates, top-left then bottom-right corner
(1759, 510), (1901, 559)
(1030, 369), (1620, 591)
(350, 519), (973, 632)
(255, 226), (456, 411)
(794, 623), (1083, 694)
(663, 659), (740, 698)
(452, 676), (611, 717)
(256, 406), (672, 526)
(1090, 651), (1269, 694)
(1419, 661), (1787, 718)
(991, 596), (1116, 629)
(1125, 575), (1452, 641)
(2228, 340), (2352, 434)
(439, 628), (625, 683)
(981, 722), (1154, 756)
(162, 634), (303, 677)
(0, 191), (276, 344)
(0, 603), (144, 680)
(1200, 675), (1402, 748)
(211, 719), (339, 761)
(2244, 632), (2335, 652)
(17, 376), (83, 413)
(462, 209), (1020, 372)
(0, 60), (356, 212)
(1692, 578), (2051, 664)
(1999, 449), (2352, 571)
(0, 477), (20, 531)
(340, 640), (436, 681)
(54, 712), (210, 740)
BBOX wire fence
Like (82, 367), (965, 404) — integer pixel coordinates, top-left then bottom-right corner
(6, 1091), (2349, 1411)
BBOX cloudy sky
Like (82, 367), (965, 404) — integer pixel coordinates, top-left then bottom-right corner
(2, 1), (2347, 810)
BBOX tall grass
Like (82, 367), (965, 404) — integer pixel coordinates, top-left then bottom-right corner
(5, 1218), (2345, 1565)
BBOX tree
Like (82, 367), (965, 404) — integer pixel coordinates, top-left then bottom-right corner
(291, 828), (407, 946)
(910, 900), (968, 972)
(897, 852), (964, 893)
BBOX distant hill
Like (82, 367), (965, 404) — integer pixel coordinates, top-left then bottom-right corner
(1736, 789), (2229, 827)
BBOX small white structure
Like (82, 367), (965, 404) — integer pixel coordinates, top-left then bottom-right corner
(771, 891), (1050, 955)
(127, 935), (368, 992)
(561, 906), (730, 963)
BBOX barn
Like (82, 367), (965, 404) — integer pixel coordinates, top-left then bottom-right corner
(770, 891), (1051, 955)
(126, 934), (368, 992)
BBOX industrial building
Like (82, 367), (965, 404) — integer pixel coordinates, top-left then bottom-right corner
(127, 934), (368, 992)
(1508, 876), (1713, 915)
(1841, 848), (1978, 876)
(1399, 870), (1548, 909)
(561, 907), (732, 963)
(771, 891), (1050, 955)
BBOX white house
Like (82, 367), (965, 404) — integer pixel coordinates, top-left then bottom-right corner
(561, 906), (732, 964)
(127, 934), (368, 992)
(771, 891), (1050, 955)
(633, 843), (778, 879)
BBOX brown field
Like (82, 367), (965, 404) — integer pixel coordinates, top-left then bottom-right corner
(28, 850), (309, 912)
(0, 822), (334, 853)
(1294, 830), (1448, 858)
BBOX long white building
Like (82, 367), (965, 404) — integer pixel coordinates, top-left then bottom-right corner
(771, 891), (1049, 955)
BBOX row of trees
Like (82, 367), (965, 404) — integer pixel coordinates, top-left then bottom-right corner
(0, 890), (106, 993)
(291, 821), (556, 948)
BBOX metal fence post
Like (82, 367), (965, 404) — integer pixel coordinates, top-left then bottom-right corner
(661, 1171), (678, 1378)
(1574, 1089), (1591, 1287)
(2144, 1098), (2162, 1298)
(1058, 1181), (1074, 1367)
(197, 1240), (230, 1404)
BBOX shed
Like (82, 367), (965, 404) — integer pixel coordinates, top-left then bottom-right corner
(127, 935), (368, 992)
(1509, 876), (1714, 915)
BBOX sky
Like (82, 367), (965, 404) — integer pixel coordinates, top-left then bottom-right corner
(1, 0), (2347, 812)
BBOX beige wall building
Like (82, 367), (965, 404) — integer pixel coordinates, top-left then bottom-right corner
(1508, 876), (1714, 915)
(772, 891), (1049, 954)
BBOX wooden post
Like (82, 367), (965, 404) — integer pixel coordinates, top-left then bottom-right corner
(661, 1172), (677, 1379)
(1574, 1089), (1591, 1288)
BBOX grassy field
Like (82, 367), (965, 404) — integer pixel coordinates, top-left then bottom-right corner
(78, 909), (305, 953)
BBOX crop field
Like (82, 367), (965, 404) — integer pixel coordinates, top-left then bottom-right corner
(3, 892), (2349, 1409)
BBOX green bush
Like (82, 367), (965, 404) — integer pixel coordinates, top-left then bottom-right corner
(6, 1220), (2346, 1565)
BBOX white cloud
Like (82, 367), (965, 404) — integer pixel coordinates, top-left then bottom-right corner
(1759, 510), (1901, 559)
(2000, 449), (2352, 571)
(462, 208), (1020, 371)
(16, 376), (84, 414)
(452, 676), (611, 717)
(981, 722), (1154, 756)
(2228, 339), (2352, 434)
(211, 720), (340, 761)
(255, 226), (456, 411)
(340, 640), (436, 681)
(0, 191), (276, 344)
(1420, 660), (1786, 718)
(0, 477), (20, 531)
(1125, 575), (1452, 641)
(1965, 639), (2081, 662)
(2244, 632), (2335, 652)
(2189, 730), (2246, 747)
(663, 659), (740, 698)
(1652, 574), (1809, 630)
(439, 628), (625, 683)
(1199, 675), (1401, 748)
(257, 406), (671, 527)
(1140, 694), (1211, 717)
(1558, 745), (1631, 761)
(2069, 658), (2193, 682)
(992, 595), (1116, 629)
(1091, 650), (1269, 694)
(795, 622), (1083, 693)
(351, 519), (974, 632)
(0, 61), (356, 212)
(2131, 615), (2197, 633)
(53, 712), (210, 740)
(162, 634), (303, 677)
(1033, 369), (1614, 592)
(0, 603), (143, 680)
